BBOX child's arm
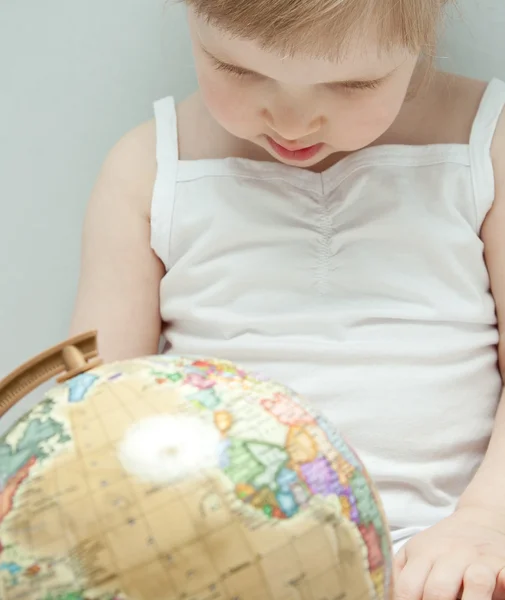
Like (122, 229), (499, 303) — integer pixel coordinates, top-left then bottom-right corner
(70, 122), (165, 362)
(459, 109), (505, 510)
(394, 111), (505, 600)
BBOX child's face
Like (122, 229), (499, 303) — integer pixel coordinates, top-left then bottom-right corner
(189, 12), (419, 168)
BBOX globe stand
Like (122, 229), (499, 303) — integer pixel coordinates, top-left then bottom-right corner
(0, 331), (102, 417)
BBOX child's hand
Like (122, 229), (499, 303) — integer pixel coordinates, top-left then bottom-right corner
(394, 507), (505, 600)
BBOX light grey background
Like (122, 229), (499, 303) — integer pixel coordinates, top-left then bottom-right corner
(0, 0), (504, 429)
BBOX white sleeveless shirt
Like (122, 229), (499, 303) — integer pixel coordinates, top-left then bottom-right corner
(150, 79), (505, 546)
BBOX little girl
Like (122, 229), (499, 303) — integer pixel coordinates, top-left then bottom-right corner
(70, 0), (505, 599)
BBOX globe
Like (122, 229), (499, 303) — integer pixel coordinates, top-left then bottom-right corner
(0, 334), (392, 600)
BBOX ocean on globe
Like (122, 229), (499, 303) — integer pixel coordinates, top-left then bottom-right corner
(0, 355), (392, 600)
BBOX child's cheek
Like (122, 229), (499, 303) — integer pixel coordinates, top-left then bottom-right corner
(199, 72), (254, 137)
(338, 85), (409, 150)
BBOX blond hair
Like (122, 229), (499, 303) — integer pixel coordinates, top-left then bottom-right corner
(186, 0), (452, 59)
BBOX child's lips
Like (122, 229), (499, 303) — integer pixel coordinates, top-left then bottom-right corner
(266, 136), (324, 162)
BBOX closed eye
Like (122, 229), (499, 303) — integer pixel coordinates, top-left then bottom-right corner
(214, 61), (255, 78)
(207, 53), (258, 79)
(337, 79), (383, 91)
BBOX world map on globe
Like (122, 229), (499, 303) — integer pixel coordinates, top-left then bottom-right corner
(0, 354), (392, 600)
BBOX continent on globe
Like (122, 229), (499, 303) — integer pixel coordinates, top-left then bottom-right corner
(1, 417), (66, 473)
(261, 392), (316, 426)
(0, 416), (70, 527)
(0, 456), (35, 526)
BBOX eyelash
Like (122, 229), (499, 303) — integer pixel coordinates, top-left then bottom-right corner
(212, 60), (254, 79)
(340, 79), (381, 91)
(211, 59), (382, 91)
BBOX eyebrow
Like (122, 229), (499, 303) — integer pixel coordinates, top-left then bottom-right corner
(201, 46), (396, 87)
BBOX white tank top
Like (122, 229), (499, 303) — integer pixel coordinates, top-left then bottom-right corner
(150, 79), (505, 545)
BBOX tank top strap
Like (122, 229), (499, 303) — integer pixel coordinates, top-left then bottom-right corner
(469, 78), (505, 226)
(151, 96), (179, 270)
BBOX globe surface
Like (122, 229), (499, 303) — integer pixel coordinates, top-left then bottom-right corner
(0, 355), (391, 600)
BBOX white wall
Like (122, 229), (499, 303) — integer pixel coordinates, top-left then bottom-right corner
(0, 0), (196, 380)
(0, 0), (504, 384)
(439, 0), (505, 80)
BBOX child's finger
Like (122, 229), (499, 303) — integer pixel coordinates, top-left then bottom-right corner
(394, 546), (408, 589)
(461, 563), (496, 600)
(395, 546), (408, 570)
(422, 554), (466, 600)
(394, 557), (432, 600)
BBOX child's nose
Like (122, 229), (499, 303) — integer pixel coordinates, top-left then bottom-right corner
(262, 108), (325, 141)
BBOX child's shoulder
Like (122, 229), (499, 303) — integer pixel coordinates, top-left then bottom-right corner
(385, 71), (490, 146)
(427, 71), (505, 173)
(429, 72), (492, 143)
(102, 92), (254, 190)
(97, 118), (158, 218)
